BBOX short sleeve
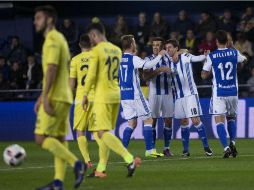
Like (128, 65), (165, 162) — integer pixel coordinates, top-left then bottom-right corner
(69, 58), (77, 78)
(203, 54), (212, 71)
(45, 38), (60, 65)
(133, 56), (146, 69)
(237, 50), (247, 63)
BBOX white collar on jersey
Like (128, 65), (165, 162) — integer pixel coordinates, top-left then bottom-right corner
(218, 48), (228, 50)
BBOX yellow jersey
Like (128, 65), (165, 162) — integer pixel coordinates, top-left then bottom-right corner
(42, 29), (72, 104)
(84, 41), (122, 103)
(70, 51), (94, 102)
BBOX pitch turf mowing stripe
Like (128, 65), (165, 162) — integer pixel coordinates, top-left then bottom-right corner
(1, 154), (254, 172)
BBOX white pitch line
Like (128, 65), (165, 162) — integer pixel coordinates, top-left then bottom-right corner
(1, 154), (254, 172)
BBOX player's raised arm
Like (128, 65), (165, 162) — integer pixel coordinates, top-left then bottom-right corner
(190, 50), (210, 63)
(136, 50), (167, 69)
(201, 53), (212, 80)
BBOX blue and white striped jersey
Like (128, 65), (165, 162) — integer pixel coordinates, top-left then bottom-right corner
(170, 53), (206, 99)
(119, 53), (162, 100)
(145, 54), (172, 95)
(203, 48), (246, 97)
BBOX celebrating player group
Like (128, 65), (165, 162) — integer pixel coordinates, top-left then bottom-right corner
(32, 5), (247, 190)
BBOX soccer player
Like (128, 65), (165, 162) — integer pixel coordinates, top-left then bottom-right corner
(143, 37), (174, 157)
(120, 35), (166, 158)
(82, 23), (141, 177)
(69, 34), (94, 168)
(165, 39), (213, 157)
(201, 30), (247, 158)
(33, 5), (85, 190)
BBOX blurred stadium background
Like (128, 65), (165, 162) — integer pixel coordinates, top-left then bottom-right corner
(1, 1), (254, 141)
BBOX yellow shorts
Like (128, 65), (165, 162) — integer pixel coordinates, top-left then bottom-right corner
(34, 101), (71, 137)
(89, 103), (120, 132)
(73, 102), (93, 131)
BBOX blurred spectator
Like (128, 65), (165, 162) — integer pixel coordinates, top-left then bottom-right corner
(180, 29), (199, 54)
(198, 31), (217, 53)
(134, 12), (150, 50)
(218, 9), (237, 37)
(150, 12), (168, 39)
(244, 19), (254, 42)
(173, 10), (193, 35)
(235, 32), (253, 56)
(196, 12), (217, 38)
(0, 73), (9, 90)
(241, 7), (254, 22)
(24, 55), (42, 89)
(247, 67), (254, 96)
(169, 31), (181, 41)
(60, 19), (78, 44)
(0, 56), (10, 82)
(4, 36), (27, 65)
(111, 15), (129, 46)
(9, 62), (25, 89)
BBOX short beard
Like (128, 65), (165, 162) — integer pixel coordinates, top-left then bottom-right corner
(36, 20), (47, 35)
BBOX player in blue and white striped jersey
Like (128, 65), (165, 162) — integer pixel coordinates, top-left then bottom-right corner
(202, 30), (247, 158)
(165, 39), (213, 157)
(119, 35), (167, 158)
(142, 37), (174, 157)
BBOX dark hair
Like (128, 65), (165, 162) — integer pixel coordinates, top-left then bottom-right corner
(35, 5), (57, 24)
(79, 34), (91, 49)
(87, 22), (105, 35)
(215, 30), (228, 45)
(152, 37), (164, 44)
(121, 35), (135, 51)
(165, 39), (180, 50)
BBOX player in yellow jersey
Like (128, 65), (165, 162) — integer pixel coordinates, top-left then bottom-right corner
(69, 34), (94, 168)
(82, 23), (141, 177)
(33, 5), (85, 189)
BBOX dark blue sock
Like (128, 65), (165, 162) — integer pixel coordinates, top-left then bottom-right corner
(216, 123), (228, 148)
(122, 127), (133, 148)
(227, 120), (236, 142)
(181, 126), (190, 152)
(143, 125), (153, 151)
(195, 123), (209, 148)
(53, 179), (63, 187)
(152, 127), (156, 148)
(164, 127), (172, 148)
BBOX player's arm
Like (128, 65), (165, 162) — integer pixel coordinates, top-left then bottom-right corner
(134, 50), (167, 69)
(143, 67), (170, 82)
(69, 58), (77, 94)
(190, 50), (210, 63)
(82, 50), (98, 111)
(42, 38), (61, 116)
(201, 54), (212, 80)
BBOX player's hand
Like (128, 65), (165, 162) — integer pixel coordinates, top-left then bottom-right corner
(159, 66), (171, 74)
(34, 97), (41, 114)
(178, 49), (188, 54)
(43, 96), (54, 116)
(204, 50), (210, 56)
(158, 50), (167, 57)
(82, 95), (88, 111)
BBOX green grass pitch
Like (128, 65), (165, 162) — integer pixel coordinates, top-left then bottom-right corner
(0, 139), (254, 190)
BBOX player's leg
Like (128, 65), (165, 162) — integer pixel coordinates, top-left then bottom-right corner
(77, 130), (91, 167)
(180, 118), (190, 157)
(161, 94), (174, 156)
(88, 132), (109, 178)
(74, 103), (92, 167)
(123, 118), (137, 148)
(226, 96), (238, 157)
(152, 118), (157, 146)
(121, 100), (137, 148)
(35, 102), (86, 188)
(163, 117), (173, 156)
(191, 116), (212, 156)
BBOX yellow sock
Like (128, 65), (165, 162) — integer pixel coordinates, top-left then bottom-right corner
(101, 132), (133, 164)
(94, 132), (110, 172)
(42, 137), (78, 167)
(77, 136), (90, 163)
(54, 141), (68, 181)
